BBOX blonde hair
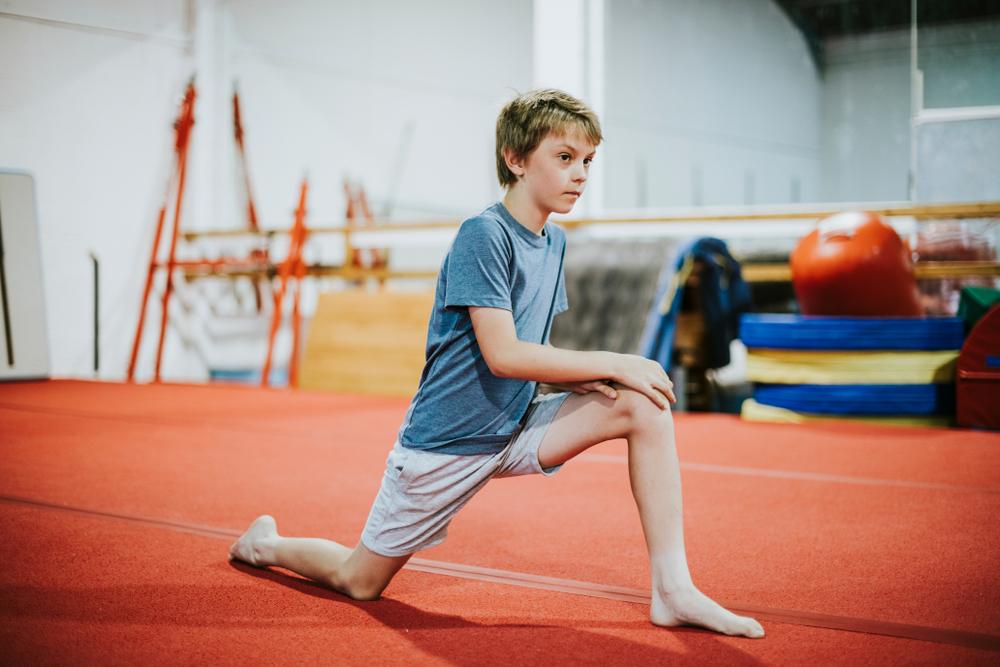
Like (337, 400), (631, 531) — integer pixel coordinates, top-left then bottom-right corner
(495, 89), (602, 188)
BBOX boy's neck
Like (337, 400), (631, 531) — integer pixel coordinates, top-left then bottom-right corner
(501, 188), (548, 236)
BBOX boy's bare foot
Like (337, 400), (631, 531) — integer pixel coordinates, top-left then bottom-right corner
(229, 515), (279, 567)
(651, 586), (765, 639)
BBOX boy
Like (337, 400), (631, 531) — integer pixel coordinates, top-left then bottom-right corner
(230, 89), (764, 639)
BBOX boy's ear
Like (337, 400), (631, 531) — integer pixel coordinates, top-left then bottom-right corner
(503, 147), (525, 178)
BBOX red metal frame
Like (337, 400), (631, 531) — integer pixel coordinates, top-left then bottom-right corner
(261, 178), (309, 387)
(233, 85), (269, 312)
(128, 80), (196, 382)
(129, 80), (303, 388)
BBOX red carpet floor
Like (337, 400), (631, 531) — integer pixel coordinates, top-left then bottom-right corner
(1, 379), (998, 665)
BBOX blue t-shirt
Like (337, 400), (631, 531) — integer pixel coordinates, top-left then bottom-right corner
(397, 201), (568, 455)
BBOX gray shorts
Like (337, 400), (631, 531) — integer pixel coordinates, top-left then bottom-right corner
(360, 391), (571, 557)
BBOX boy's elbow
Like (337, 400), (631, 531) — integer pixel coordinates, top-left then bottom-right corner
(486, 354), (514, 379)
(484, 345), (519, 379)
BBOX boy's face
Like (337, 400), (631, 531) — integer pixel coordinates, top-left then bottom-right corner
(514, 130), (596, 215)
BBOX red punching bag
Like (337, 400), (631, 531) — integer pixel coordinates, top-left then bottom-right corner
(791, 211), (923, 316)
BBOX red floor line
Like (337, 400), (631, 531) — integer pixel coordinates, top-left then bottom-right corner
(0, 494), (241, 540)
(404, 561), (649, 605)
(3, 494), (997, 652)
(579, 453), (1000, 495)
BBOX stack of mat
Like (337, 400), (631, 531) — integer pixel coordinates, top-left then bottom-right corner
(739, 314), (964, 427)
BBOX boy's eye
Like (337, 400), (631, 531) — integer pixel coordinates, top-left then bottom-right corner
(584, 158), (593, 166)
(559, 153), (571, 161)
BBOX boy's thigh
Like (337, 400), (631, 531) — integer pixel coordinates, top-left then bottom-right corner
(494, 389), (637, 476)
(532, 389), (642, 469)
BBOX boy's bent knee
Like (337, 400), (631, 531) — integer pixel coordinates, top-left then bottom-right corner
(613, 388), (672, 434)
(346, 582), (385, 601)
(615, 388), (669, 419)
(333, 543), (407, 600)
(336, 572), (387, 601)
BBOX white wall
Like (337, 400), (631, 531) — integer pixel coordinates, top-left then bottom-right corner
(226, 0), (532, 226)
(0, 2), (193, 381)
(601, 0), (823, 210)
(0, 0), (533, 382)
(820, 18), (1000, 202)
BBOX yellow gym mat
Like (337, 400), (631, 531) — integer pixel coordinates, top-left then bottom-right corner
(746, 349), (959, 385)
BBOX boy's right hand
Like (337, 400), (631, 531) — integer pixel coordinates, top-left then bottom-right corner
(610, 354), (677, 409)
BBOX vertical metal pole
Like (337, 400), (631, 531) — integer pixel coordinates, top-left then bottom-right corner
(909, 0), (920, 202)
(0, 201), (13, 367)
(91, 252), (99, 375)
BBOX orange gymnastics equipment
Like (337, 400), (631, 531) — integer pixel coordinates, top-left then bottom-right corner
(127, 80), (298, 386)
(261, 178), (310, 389)
(127, 79), (197, 383)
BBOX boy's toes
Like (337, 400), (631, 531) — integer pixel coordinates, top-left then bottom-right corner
(741, 617), (765, 639)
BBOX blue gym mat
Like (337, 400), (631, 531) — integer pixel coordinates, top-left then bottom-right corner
(753, 383), (955, 415)
(740, 314), (963, 351)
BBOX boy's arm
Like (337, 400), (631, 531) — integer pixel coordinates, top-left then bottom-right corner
(541, 343), (619, 399)
(470, 307), (675, 409)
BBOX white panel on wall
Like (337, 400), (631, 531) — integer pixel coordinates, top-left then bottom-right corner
(534, 0), (586, 96)
(0, 171), (50, 380)
(920, 19), (1000, 110)
(915, 112), (1000, 203)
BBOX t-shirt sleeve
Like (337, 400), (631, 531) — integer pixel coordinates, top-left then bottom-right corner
(444, 217), (513, 311)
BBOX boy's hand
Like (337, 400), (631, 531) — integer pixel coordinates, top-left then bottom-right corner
(610, 354), (677, 409)
(546, 380), (618, 399)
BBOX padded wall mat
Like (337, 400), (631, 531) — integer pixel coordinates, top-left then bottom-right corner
(753, 383), (955, 416)
(740, 315), (964, 351)
(747, 350), (959, 385)
(550, 238), (677, 354)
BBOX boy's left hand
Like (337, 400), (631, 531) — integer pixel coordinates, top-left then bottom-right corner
(546, 381), (618, 400)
